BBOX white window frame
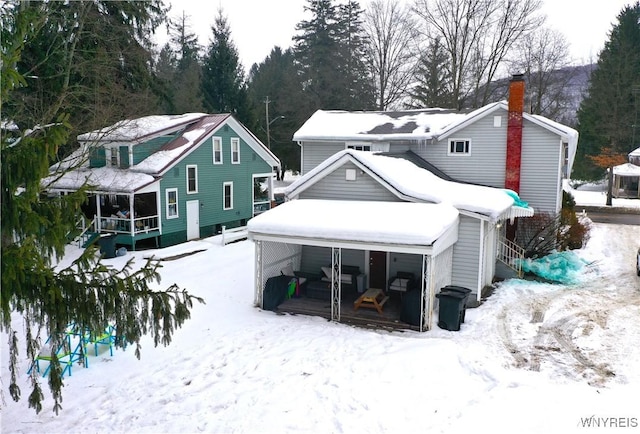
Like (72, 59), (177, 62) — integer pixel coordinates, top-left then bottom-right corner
(213, 137), (223, 164)
(231, 138), (240, 164)
(186, 165), (198, 194)
(346, 144), (371, 152)
(223, 182), (233, 210)
(448, 139), (471, 155)
(166, 188), (179, 219)
(109, 147), (119, 167)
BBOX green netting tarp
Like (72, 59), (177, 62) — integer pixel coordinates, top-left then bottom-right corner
(504, 189), (529, 208)
(517, 250), (589, 284)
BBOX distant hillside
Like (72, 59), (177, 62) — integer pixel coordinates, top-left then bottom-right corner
(468, 64), (595, 127)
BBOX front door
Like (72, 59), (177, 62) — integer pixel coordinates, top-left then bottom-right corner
(368, 251), (387, 289)
(186, 200), (200, 240)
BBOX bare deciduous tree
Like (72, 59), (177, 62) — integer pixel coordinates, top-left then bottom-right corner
(363, 0), (420, 110)
(412, 0), (544, 109)
(511, 27), (576, 121)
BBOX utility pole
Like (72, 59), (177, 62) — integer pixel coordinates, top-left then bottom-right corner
(264, 96), (271, 149)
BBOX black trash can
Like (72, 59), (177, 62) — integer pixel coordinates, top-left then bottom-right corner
(441, 285), (472, 322)
(435, 291), (466, 331)
(98, 234), (117, 259)
(400, 288), (421, 326)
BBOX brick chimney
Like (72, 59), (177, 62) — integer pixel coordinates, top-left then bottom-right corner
(505, 73), (525, 193)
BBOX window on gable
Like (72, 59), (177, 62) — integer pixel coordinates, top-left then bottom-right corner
(166, 188), (178, 219)
(448, 139), (471, 155)
(223, 182), (233, 210)
(347, 144), (371, 152)
(213, 137), (222, 164)
(231, 138), (240, 164)
(186, 165), (198, 193)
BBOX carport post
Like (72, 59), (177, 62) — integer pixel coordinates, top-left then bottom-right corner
(331, 247), (342, 322)
(420, 254), (433, 332)
(254, 240), (263, 307)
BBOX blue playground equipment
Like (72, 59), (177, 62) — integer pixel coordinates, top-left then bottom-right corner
(28, 324), (118, 377)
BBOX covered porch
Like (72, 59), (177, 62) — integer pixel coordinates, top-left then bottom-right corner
(80, 189), (161, 249)
(248, 200), (460, 332)
(47, 166), (162, 250)
(612, 163), (640, 199)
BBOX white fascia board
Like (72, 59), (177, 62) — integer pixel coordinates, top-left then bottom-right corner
(431, 221), (459, 256)
(248, 232), (435, 255)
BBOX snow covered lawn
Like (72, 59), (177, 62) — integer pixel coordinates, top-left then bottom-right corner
(2, 220), (639, 433)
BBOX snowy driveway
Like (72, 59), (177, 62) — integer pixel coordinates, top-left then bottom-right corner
(478, 223), (640, 387)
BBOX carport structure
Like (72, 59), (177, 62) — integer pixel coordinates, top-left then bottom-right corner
(248, 199), (459, 331)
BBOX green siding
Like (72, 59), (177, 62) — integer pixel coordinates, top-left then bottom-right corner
(158, 124), (272, 241)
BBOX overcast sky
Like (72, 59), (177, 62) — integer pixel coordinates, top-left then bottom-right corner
(159, 0), (635, 71)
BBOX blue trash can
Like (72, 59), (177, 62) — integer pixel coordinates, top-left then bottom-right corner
(98, 234), (117, 259)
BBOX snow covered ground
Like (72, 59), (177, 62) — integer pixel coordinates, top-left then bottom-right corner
(2, 182), (639, 434)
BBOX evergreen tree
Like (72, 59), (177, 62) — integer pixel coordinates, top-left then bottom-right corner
(407, 37), (455, 108)
(201, 8), (252, 125)
(293, 0), (341, 109)
(167, 12), (205, 113)
(155, 42), (179, 113)
(247, 47), (308, 173)
(293, 0), (375, 110)
(335, 0), (376, 109)
(574, 2), (640, 180)
(1, 3), (203, 414)
(4, 0), (168, 146)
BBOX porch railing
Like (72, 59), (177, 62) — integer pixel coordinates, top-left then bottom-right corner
(253, 200), (271, 216)
(97, 215), (159, 235)
(497, 237), (525, 278)
(73, 215), (96, 247)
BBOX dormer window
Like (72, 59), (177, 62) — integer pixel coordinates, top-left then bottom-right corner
(109, 148), (119, 166)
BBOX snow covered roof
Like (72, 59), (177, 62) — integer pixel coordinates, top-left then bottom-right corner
(630, 147), (640, 157)
(613, 162), (640, 177)
(46, 113), (280, 192)
(133, 114), (229, 174)
(248, 199), (459, 247)
(293, 109), (467, 142)
(78, 113), (208, 143)
(292, 104), (579, 176)
(44, 166), (157, 193)
(293, 103), (578, 144)
(286, 149), (531, 221)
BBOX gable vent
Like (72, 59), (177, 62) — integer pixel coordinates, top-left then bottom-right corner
(224, 125), (229, 132)
(174, 167), (180, 177)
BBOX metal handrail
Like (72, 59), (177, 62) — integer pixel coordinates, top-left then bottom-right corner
(497, 237), (525, 277)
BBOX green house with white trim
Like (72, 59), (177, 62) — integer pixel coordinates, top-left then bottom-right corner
(48, 113), (280, 249)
